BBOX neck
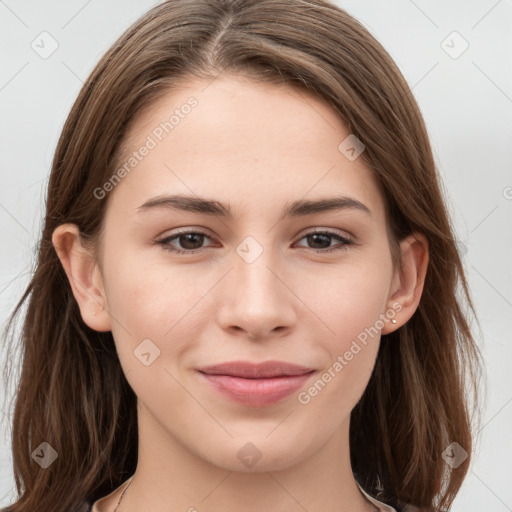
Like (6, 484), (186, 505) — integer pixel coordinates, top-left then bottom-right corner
(114, 403), (376, 512)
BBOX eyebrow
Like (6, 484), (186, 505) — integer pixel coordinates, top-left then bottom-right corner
(136, 194), (372, 218)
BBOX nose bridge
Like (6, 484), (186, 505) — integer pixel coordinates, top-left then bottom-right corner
(217, 232), (296, 337)
(234, 233), (285, 303)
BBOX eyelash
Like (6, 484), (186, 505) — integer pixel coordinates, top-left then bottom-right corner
(156, 229), (354, 255)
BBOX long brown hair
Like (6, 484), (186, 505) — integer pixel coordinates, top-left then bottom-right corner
(1, 1), (483, 510)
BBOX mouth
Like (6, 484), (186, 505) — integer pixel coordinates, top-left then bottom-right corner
(196, 360), (316, 406)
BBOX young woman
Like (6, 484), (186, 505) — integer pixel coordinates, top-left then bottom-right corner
(1, 1), (483, 511)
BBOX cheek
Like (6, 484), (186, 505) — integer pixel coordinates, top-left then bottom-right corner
(311, 259), (392, 346)
(298, 288), (385, 420)
(102, 252), (212, 361)
(300, 259), (391, 403)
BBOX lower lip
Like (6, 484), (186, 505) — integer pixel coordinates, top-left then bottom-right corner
(198, 371), (315, 407)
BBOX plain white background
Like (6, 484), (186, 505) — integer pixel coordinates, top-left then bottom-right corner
(0, 0), (511, 510)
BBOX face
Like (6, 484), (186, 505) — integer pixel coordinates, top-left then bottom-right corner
(91, 74), (401, 472)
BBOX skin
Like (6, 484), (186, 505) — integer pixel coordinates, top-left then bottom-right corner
(53, 74), (428, 512)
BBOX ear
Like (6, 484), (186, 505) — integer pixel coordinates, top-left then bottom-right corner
(381, 232), (429, 335)
(51, 223), (112, 332)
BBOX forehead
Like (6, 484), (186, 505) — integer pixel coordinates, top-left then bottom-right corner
(108, 74), (387, 224)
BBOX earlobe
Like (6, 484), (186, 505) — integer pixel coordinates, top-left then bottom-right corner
(51, 223), (111, 332)
(381, 232), (429, 334)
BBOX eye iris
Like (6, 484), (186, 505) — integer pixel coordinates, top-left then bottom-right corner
(307, 233), (331, 249)
(179, 233), (204, 250)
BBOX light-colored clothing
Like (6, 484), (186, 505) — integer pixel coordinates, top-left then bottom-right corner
(357, 481), (398, 511)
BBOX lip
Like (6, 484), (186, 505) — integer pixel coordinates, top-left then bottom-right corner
(197, 360), (316, 407)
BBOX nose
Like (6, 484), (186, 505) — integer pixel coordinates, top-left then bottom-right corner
(216, 245), (297, 341)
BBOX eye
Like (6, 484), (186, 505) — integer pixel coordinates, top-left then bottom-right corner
(156, 229), (354, 255)
(294, 230), (354, 253)
(156, 230), (217, 254)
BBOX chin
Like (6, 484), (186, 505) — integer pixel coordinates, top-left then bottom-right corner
(200, 436), (313, 473)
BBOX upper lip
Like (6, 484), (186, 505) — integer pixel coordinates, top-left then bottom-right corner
(197, 360), (315, 379)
